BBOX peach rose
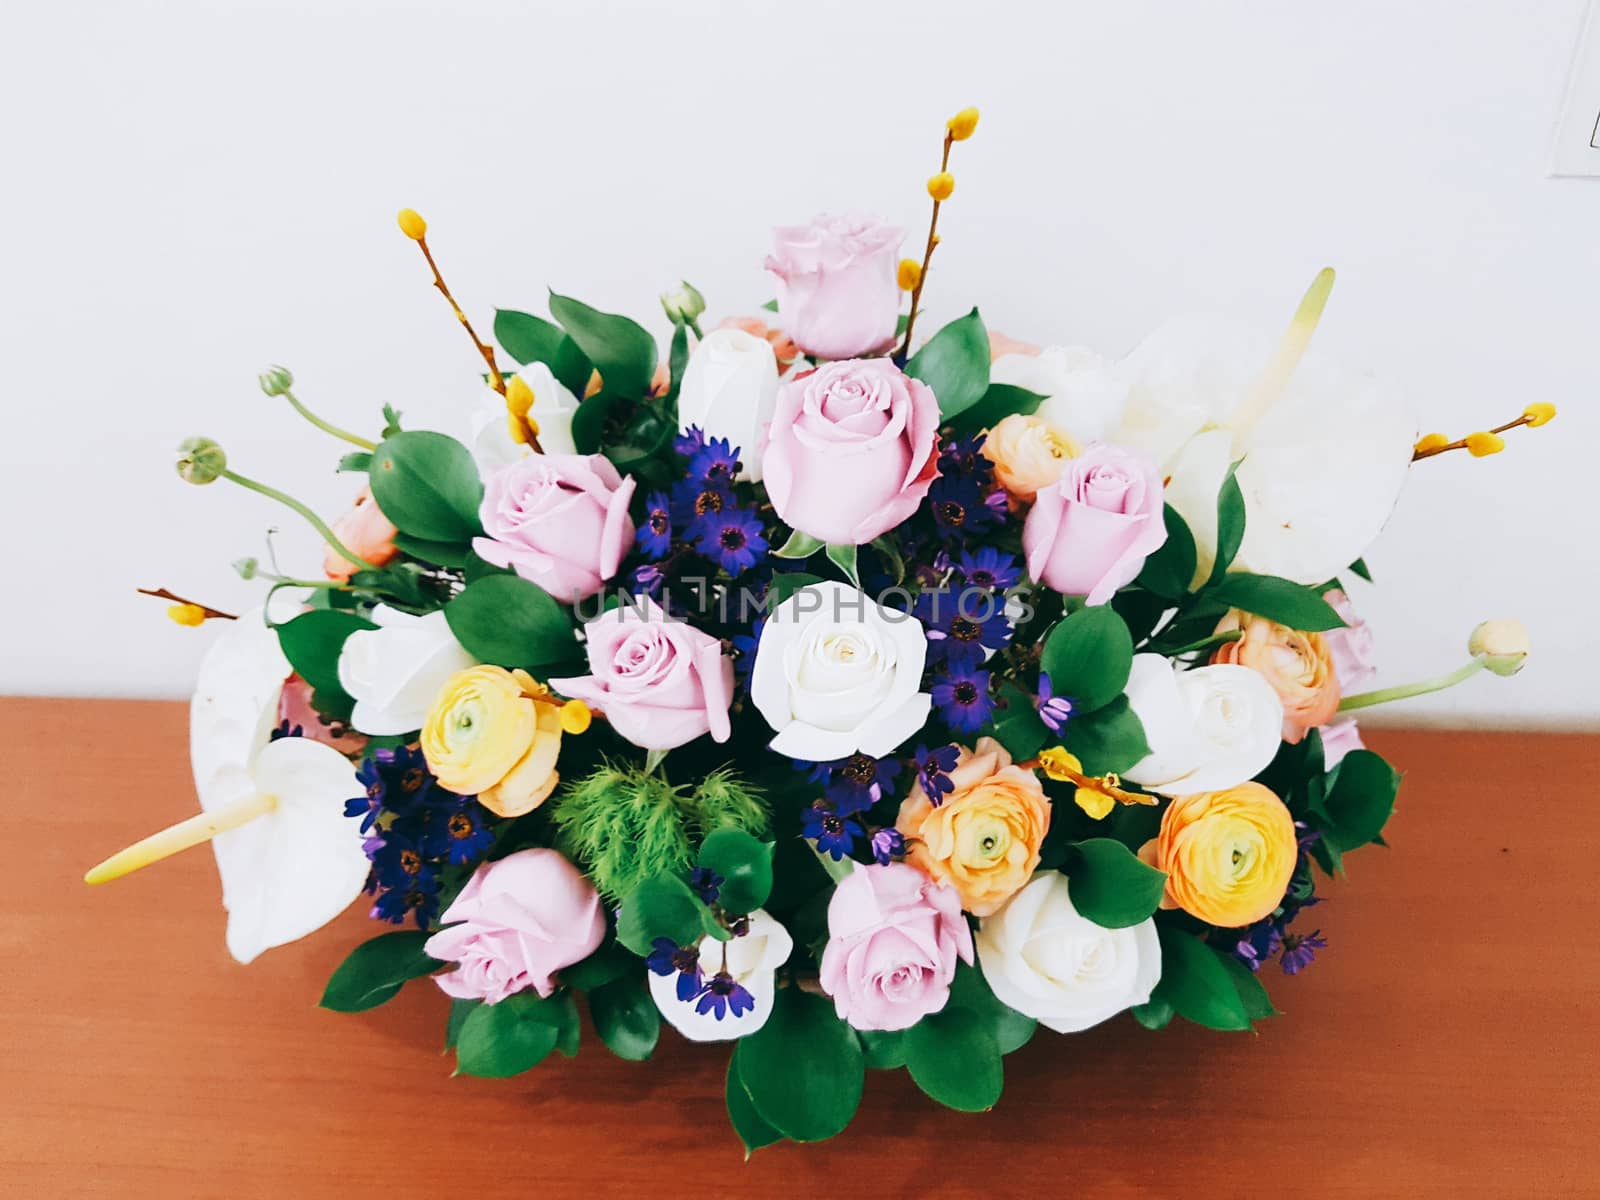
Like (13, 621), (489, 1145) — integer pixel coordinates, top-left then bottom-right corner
(895, 736), (1051, 917)
(1210, 610), (1340, 744)
(1138, 783), (1297, 928)
(980, 412), (1080, 504)
(324, 486), (398, 583)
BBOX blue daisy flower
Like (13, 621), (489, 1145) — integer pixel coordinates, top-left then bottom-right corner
(687, 436), (742, 491)
(801, 801), (863, 860)
(690, 506), (768, 576)
(636, 490), (674, 559)
(695, 972), (755, 1020)
(931, 662), (994, 734)
(956, 547), (1021, 591)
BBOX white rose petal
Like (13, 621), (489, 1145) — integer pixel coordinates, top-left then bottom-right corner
(1122, 655), (1285, 794)
(976, 871), (1161, 1033)
(649, 909), (794, 1043)
(750, 581), (930, 761)
(337, 605), (478, 736)
(676, 327), (780, 482)
(467, 362), (579, 473)
(993, 347), (1129, 444)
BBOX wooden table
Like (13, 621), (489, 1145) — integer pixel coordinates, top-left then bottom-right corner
(3, 698), (1595, 1197)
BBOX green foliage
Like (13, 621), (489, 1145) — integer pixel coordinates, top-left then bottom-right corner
(1039, 606), (1134, 712)
(319, 930), (440, 1013)
(445, 998), (480, 1049)
(392, 533), (471, 568)
(859, 1029), (908, 1070)
(990, 680), (1053, 762)
(444, 574), (578, 669)
(825, 542), (860, 585)
(1131, 997), (1175, 1030)
(368, 431), (484, 544)
(454, 991), (574, 1077)
(774, 530), (824, 560)
(906, 308), (990, 419)
(1064, 838), (1169, 928)
(1208, 574), (1347, 631)
(1317, 749), (1400, 852)
(734, 989), (864, 1142)
(549, 292), (658, 399)
(1220, 953), (1279, 1020)
(494, 308), (592, 395)
(905, 1006), (1003, 1111)
(697, 828), (774, 915)
(561, 940), (638, 992)
(1059, 696), (1151, 776)
(726, 1053), (784, 1157)
(1147, 925), (1254, 1032)
(1137, 504), (1198, 600)
(947, 960), (1037, 1055)
(337, 451), (371, 473)
(1209, 462), (1246, 584)
(276, 610), (376, 700)
(1349, 557), (1373, 582)
(768, 572), (825, 605)
(950, 383), (1045, 435)
(615, 873), (723, 956)
(588, 977), (660, 1061)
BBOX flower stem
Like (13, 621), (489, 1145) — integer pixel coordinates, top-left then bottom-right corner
(809, 840), (856, 884)
(897, 133), (954, 360)
(220, 469), (378, 571)
(1160, 629), (1243, 658)
(135, 587), (237, 620)
(413, 234), (505, 396)
(1336, 658), (1486, 712)
(282, 390), (378, 450)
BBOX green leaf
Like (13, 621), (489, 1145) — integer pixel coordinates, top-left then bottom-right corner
(392, 533), (471, 568)
(951, 382), (1045, 434)
(444, 574), (577, 669)
(1349, 557), (1373, 583)
(1209, 462), (1246, 585)
(767, 572), (826, 606)
(726, 1053), (784, 1157)
(454, 992), (562, 1078)
(1136, 504), (1198, 601)
(736, 989), (864, 1142)
(589, 977), (660, 1061)
(946, 960), (1036, 1055)
(858, 1029), (908, 1070)
(1131, 998), (1175, 1030)
(905, 308), (990, 419)
(494, 309), (566, 366)
(1064, 838), (1169, 929)
(1039, 606), (1134, 712)
(990, 680), (1053, 762)
(570, 391), (628, 456)
(445, 998), (480, 1049)
(337, 451), (371, 473)
(697, 828), (774, 915)
(665, 321), (690, 405)
(774, 529), (824, 560)
(548, 990), (582, 1057)
(615, 873), (716, 956)
(380, 403), (404, 439)
(276, 610), (376, 699)
(548, 292), (658, 398)
(1150, 925), (1252, 1032)
(760, 298), (779, 313)
(869, 535), (905, 585)
(825, 542), (860, 586)
(369, 431), (484, 543)
(903, 1006), (1003, 1112)
(561, 941), (638, 992)
(319, 930), (440, 1013)
(1220, 953), (1279, 1021)
(1207, 574), (1346, 632)
(1319, 749), (1400, 851)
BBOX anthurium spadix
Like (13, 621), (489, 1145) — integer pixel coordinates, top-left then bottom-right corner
(1038, 270), (1417, 586)
(85, 611), (369, 964)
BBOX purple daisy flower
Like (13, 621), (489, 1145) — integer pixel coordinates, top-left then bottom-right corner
(690, 506), (768, 576)
(913, 743), (960, 803)
(1280, 930), (1328, 975)
(932, 662), (994, 734)
(955, 547), (1021, 591)
(870, 828), (906, 865)
(673, 425), (708, 458)
(687, 436), (742, 491)
(822, 753), (902, 816)
(915, 588), (1011, 666)
(801, 801), (862, 860)
(689, 867), (723, 905)
(636, 490), (673, 559)
(646, 937), (705, 1001)
(695, 972), (755, 1020)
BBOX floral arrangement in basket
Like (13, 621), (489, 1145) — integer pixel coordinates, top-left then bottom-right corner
(89, 109), (1554, 1149)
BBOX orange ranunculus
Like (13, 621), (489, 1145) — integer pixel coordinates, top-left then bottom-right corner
(1138, 783), (1297, 928)
(979, 412), (1079, 504)
(895, 736), (1051, 917)
(324, 486), (398, 583)
(1210, 610), (1341, 743)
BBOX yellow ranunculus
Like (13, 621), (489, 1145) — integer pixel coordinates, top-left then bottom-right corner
(1138, 783), (1296, 928)
(896, 737), (1050, 917)
(422, 666), (562, 818)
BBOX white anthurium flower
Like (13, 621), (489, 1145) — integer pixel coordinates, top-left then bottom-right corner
(337, 605), (477, 735)
(750, 580), (931, 760)
(1013, 272), (1417, 586)
(86, 611), (369, 965)
(1121, 654), (1285, 794)
(976, 871), (1161, 1033)
(676, 327), (780, 482)
(468, 361), (579, 473)
(991, 346), (1129, 443)
(649, 909), (793, 1043)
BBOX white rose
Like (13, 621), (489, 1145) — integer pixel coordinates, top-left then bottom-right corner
(1121, 654), (1285, 794)
(991, 346), (1130, 444)
(468, 362), (579, 473)
(976, 871), (1161, 1033)
(336, 606), (477, 735)
(750, 581), (931, 760)
(648, 909), (793, 1043)
(676, 327), (780, 481)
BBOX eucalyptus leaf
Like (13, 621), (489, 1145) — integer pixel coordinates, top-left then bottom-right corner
(1137, 504), (1198, 601)
(1039, 606), (1134, 712)
(903, 1006), (1003, 1112)
(906, 308), (990, 419)
(589, 977), (660, 1061)
(549, 292), (658, 399)
(319, 930), (440, 1013)
(369, 431), (484, 543)
(1207, 574), (1346, 632)
(1209, 462), (1246, 584)
(444, 574), (577, 669)
(276, 610), (376, 700)
(1319, 749), (1400, 851)
(1064, 838), (1168, 929)
(454, 992), (563, 1077)
(736, 989), (864, 1142)
(990, 681), (1053, 763)
(1149, 925), (1252, 1032)
(616, 874), (716, 956)
(726, 1053), (784, 1157)
(697, 828), (775, 915)
(494, 309), (566, 366)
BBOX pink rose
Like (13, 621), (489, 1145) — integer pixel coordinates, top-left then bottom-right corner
(761, 359), (940, 545)
(817, 862), (973, 1032)
(324, 486), (398, 583)
(473, 453), (636, 602)
(1023, 441), (1167, 605)
(1319, 588), (1377, 767)
(550, 597), (734, 752)
(765, 213), (903, 360)
(423, 849), (605, 1005)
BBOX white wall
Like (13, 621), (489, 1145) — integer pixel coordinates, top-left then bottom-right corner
(2, 0), (1596, 726)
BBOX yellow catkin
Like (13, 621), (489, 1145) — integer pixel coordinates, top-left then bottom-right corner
(926, 172), (955, 202)
(947, 107), (980, 141)
(1522, 402), (1557, 427)
(897, 258), (923, 291)
(559, 700), (592, 735)
(396, 208), (427, 240)
(167, 604), (206, 627)
(1465, 431), (1505, 457)
(1413, 432), (1451, 454)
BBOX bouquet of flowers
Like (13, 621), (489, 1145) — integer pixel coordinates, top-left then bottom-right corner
(89, 109), (1553, 1149)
